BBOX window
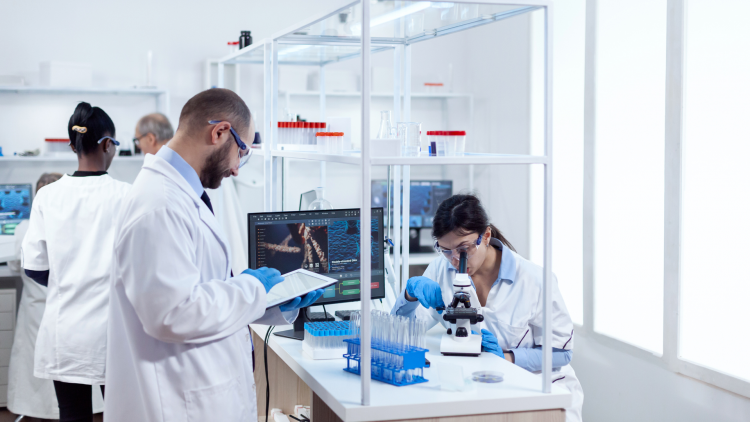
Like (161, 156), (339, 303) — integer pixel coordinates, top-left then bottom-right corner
(681, 0), (750, 381)
(593, 0), (666, 353)
(529, 0), (585, 325)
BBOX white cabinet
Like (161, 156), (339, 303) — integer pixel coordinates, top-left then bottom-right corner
(0, 288), (16, 407)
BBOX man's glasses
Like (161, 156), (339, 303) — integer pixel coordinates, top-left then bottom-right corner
(434, 235), (483, 262)
(208, 120), (251, 168)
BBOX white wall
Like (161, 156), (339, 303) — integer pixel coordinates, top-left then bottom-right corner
(575, 332), (750, 421)
(0, 0), (344, 156)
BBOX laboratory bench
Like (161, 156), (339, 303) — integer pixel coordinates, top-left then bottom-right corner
(251, 323), (570, 422)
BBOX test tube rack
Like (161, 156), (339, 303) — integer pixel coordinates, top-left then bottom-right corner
(302, 322), (351, 360)
(343, 338), (429, 387)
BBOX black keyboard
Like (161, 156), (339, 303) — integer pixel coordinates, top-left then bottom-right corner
(307, 311), (335, 322)
(334, 310), (357, 321)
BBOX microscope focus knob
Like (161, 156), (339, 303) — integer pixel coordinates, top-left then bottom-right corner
(477, 314), (484, 322)
(447, 328), (452, 335)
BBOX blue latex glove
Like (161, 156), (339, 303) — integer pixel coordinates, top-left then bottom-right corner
(279, 289), (325, 312)
(242, 267), (284, 293)
(478, 328), (505, 359)
(406, 276), (445, 313)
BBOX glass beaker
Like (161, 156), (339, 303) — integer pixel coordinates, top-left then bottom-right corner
(397, 122), (422, 157)
(376, 110), (395, 139)
(308, 187), (333, 210)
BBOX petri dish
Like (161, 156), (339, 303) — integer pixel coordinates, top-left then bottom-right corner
(472, 371), (504, 383)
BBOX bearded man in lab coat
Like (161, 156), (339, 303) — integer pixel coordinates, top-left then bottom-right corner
(104, 88), (319, 421)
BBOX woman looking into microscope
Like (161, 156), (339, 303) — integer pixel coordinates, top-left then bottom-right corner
(391, 194), (583, 422)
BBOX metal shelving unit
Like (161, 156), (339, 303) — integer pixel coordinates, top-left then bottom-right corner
(214, 0), (553, 405)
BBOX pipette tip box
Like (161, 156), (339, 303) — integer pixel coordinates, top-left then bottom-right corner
(302, 322), (350, 360)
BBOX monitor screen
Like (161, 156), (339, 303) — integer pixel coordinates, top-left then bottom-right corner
(248, 208), (385, 305)
(0, 184), (33, 235)
(371, 180), (453, 228)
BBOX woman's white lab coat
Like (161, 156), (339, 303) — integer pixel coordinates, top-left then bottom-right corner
(104, 154), (296, 422)
(22, 174), (131, 384)
(7, 221), (104, 418)
(394, 240), (584, 422)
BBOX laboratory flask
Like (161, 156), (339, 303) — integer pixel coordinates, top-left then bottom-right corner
(308, 187), (333, 210)
(376, 111), (395, 139)
(397, 122), (422, 157)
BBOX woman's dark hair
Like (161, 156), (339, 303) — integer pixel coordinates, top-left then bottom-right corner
(432, 194), (516, 252)
(67, 102), (116, 155)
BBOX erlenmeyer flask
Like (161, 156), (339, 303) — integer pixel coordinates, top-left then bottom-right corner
(308, 187), (333, 210)
(376, 110), (394, 139)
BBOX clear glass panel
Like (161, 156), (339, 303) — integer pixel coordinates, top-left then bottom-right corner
(593, 0), (666, 353)
(529, 1), (585, 325)
(285, 1), (535, 40)
(681, 0), (750, 381)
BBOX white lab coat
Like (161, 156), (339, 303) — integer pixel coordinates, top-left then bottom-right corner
(7, 220), (104, 418)
(21, 174), (131, 384)
(104, 154), (297, 422)
(398, 242), (584, 422)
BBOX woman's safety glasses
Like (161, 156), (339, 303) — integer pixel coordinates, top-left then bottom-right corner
(97, 136), (120, 146)
(434, 235), (483, 262)
(208, 120), (252, 168)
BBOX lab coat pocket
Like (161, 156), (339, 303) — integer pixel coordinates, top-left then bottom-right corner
(492, 320), (531, 351)
(185, 376), (248, 422)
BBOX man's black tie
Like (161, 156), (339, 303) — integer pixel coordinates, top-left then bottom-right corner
(200, 191), (214, 214)
(202, 191), (253, 370)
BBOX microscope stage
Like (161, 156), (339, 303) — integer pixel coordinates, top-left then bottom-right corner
(439, 333), (483, 357)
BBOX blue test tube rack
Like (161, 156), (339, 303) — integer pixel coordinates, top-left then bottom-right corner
(342, 338), (429, 386)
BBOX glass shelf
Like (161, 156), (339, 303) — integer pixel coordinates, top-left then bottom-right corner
(287, 1), (540, 42)
(220, 1), (544, 66)
(270, 149), (546, 166)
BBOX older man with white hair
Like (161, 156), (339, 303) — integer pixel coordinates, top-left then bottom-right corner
(133, 112), (174, 155)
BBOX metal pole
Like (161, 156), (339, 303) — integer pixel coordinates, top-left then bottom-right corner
(217, 63), (225, 88)
(393, 165), (401, 290)
(401, 44), (412, 285)
(542, 4), (554, 393)
(386, 166), (392, 240)
(320, 65), (327, 189)
(360, 0), (372, 406)
(263, 42), (273, 212)
(272, 40), (281, 212)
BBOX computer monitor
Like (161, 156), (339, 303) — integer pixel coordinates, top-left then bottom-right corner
(0, 184), (33, 235)
(371, 180), (453, 228)
(372, 180), (452, 252)
(248, 208), (385, 339)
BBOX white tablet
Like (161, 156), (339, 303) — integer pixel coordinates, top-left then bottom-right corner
(265, 269), (338, 309)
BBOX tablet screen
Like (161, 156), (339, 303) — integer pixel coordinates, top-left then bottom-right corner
(266, 269), (338, 309)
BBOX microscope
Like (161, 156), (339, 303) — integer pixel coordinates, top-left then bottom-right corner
(437, 252), (484, 356)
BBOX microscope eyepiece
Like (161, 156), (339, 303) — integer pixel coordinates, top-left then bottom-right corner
(458, 251), (467, 273)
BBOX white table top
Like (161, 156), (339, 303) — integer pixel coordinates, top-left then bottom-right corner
(251, 323), (571, 422)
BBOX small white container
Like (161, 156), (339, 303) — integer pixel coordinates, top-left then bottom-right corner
(227, 41), (239, 54)
(369, 138), (401, 157)
(44, 138), (73, 156)
(40, 62), (92, 87)
(447, 131), (466, 155)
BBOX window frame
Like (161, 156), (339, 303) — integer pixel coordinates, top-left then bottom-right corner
(581, 0), (750, 398)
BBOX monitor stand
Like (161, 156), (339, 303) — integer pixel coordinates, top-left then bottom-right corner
(274, 306), (313, 341)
